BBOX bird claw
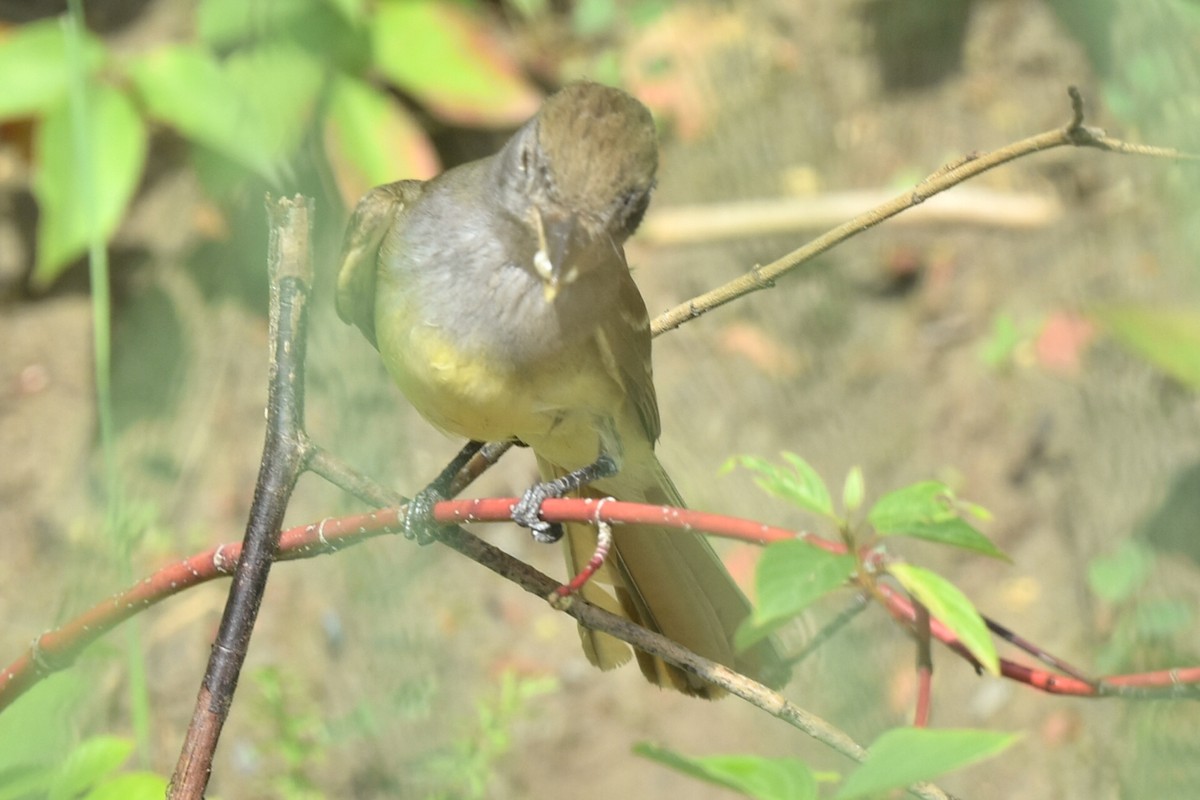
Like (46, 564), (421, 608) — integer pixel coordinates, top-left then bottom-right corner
(512, 482), (564, 543)
(403, 486), (446, 546)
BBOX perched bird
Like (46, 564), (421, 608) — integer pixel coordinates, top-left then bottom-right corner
(336, 81), (786, 696)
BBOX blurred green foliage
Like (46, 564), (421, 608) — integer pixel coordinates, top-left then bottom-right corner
(0, 0), (542, 288)
(425, 669), (558, 800)
(0, 672), (167, 800)
(639, 721), (1018, 799)
(1091, 305), (1200, 392)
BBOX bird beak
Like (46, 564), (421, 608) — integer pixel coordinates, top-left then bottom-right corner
(532, 207), (581, 303)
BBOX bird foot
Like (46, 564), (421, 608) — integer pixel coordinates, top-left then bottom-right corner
(512, 482), (565, 543)
(403, 485), (447, 546)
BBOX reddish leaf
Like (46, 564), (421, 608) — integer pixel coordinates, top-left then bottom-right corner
(1035, 311), (1096, 374)
(325, 75), (440, 205)
(371, 0), (540, 126)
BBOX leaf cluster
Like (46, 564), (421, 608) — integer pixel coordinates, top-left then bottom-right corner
(0, 0), (540, 288)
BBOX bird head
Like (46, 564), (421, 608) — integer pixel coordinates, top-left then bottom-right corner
(496, 82), (658, 301)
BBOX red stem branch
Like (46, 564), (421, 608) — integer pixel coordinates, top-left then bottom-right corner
(5, 496), (1198, 714)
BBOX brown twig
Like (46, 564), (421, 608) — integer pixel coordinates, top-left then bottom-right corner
(650, 86), (1200, 337)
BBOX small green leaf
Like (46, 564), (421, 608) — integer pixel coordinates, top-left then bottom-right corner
(33, 84), (147, 286)
(0, 672), (87, 775)
(635, 743), (818, 800)
(83, 772), (169, 800)
(0, 21), (105, 120)
(47, 737), (133, 800)
(1087, 539), (1153, 604)
(868, 481), (951, 530)
(958, 499), (993, 522)
(325, 74), (440, 201)
(779, 453), (833, 513)
(1093, 305), (1200, 391)
(371, 0), (540, 126)
(835, 728), (1018, 799)
(889, 563), (999, 675)
(979, 312), (1028, 368)
(736, 540), (856, 651)
(0, 765), (56, 800)
(906, 518), (1008, 560)
(842, 466), (865, 515)
(869, 481), (1006, 560)
(725, 453), (835, 518)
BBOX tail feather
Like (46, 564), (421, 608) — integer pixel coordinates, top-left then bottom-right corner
(561, 522), (635, 670)
(539, 454), (789, 697)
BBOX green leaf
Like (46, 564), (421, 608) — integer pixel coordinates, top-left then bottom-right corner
(0, 765), (55, 800)
(835, 728), (1018, 799)
(127, 45), (279, 179)
(32, 84), (147, 287)
(198, 0), (368, 73)
(83, 772), (169, 800)
(979, 312), (1027, 368)
(223, 43), (323, 162)
(904, 518), (1008, 560)
(635, 743), (819, 800)
(0, 672), (86, 774)
(842, 466), (865, 515)
(197, 0), (312, 46)
(47, 737), (133, 800)
(324, 74), (440, 201)
(1087, 539), (1153, 603)
(371, 0), (540, 126)
(724, 453), (835, 518)
(868, 481), (951, 530)
(736, 540), (856, 651)
(1093, 305), (1200, 391)
(0, 21), (105, 120)
(869, 481), (1006, 560)
(323, 0), (367, 23)
(889, 563), (999, 675)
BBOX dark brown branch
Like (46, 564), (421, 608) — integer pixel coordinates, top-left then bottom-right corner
(168, 196), (314, 799)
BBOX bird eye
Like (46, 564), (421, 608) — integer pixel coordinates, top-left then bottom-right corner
(618, 188), (651, 233)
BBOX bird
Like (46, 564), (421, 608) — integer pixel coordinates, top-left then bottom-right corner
(335, 80), (787, 697)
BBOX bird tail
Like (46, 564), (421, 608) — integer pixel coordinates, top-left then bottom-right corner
(538, 453), (789, 698)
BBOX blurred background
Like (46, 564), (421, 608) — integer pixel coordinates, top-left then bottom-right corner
(1, 0), (1199, 797)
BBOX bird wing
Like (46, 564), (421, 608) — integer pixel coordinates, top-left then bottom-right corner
(600, 262), (661, 444)
(335, 180), (425, 348)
